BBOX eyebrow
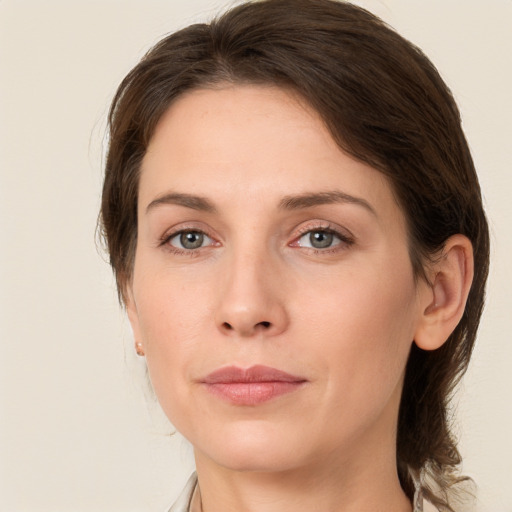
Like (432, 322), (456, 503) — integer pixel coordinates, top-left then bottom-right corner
(279, 191), (377, 216)
(146, 190), (376, 216)
(146, 192), (217, 214)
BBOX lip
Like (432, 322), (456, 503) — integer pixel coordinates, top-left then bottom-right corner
(201, 365), (307, 405)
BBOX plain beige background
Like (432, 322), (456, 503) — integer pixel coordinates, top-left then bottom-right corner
(1, 1), (511, 511)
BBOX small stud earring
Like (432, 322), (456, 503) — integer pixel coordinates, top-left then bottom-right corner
(135, 342), (145, 357)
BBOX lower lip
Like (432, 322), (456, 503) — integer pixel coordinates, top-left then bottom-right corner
(204, 381), (305, 405)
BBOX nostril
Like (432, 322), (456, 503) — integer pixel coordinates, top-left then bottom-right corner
(220, 320), (272, 333)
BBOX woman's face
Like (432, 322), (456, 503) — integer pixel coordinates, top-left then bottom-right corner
(127, 85), (430, 474)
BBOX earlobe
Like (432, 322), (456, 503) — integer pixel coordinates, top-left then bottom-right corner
(414, 235), (474, 351)
(125, 285), (144, 354)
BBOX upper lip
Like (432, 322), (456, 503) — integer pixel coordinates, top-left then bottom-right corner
(202, 365), (306, 384)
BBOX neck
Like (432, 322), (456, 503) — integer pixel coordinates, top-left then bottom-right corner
(193, 429), (411, 512)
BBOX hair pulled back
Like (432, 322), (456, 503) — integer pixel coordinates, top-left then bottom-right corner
(100, 1), (489, 509)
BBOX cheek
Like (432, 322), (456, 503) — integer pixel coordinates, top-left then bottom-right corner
(131, 242), (420, 442)
(132, 271), (215, 412)
(135, 265), (213, 342)
(297, 256), (419, 397)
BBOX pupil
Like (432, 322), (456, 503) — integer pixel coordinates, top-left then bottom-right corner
(180, 231), (204, 249)
(310, 231), (333, 249)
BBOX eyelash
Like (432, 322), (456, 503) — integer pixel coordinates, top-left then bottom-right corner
(159, 222), (354, 256)
(292, 223), (354, 253)
(159, 226), (217, 256)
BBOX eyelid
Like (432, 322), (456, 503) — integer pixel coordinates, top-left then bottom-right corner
(156, 220), (354, 253)
(289, 221), (355, 250)
(158, 223), (220, 249)
(293, 221), (354, 241)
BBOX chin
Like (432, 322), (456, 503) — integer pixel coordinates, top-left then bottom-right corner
(194, 420), (308, 473)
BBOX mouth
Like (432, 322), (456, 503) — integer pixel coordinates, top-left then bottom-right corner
(201, 365), (307, 406)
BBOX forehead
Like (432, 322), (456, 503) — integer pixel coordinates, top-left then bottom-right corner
(139, 85), (400, 223)
(144, 84), (332, 174)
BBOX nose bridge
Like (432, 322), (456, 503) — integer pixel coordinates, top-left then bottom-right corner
(215, 236), (287, 337)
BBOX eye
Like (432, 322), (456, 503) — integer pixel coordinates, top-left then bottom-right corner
(168, 230), (213, 250)
(296, 229), (344, 249)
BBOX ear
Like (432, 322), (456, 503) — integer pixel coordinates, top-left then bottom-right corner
(414, 234), (474, 351)
(124, 284), (144, 354)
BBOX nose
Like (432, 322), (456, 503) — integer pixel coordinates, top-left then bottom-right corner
(214, 250), (289, 338)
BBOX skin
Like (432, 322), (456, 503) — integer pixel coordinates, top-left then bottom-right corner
(126, 85), (473, 512)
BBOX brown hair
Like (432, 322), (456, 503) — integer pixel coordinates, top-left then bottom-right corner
(99, 0), (489, 509)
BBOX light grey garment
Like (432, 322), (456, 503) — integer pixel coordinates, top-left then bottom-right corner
(168, 473), (198, 512)
(167, 472), (440, 512)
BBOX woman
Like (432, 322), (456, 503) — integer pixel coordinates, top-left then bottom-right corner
(99, 0), (489, 510)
